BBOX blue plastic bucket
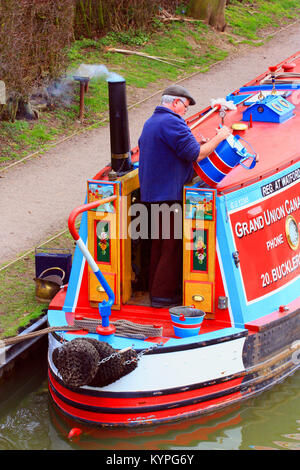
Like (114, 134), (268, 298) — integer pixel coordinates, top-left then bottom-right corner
(194, 134), (257, 187)
(169, 306), (205, 338)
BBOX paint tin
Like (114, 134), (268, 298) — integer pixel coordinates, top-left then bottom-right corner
(194, 134), (257, 187)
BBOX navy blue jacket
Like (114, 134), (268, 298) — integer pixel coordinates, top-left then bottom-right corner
(138, 106), (200, 202)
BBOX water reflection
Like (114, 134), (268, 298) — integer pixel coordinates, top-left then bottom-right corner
(49, 402), (243, 451)
(0, 344), (299, 450)
(239, 374), (300, 450)
(0, 341), (52, 450)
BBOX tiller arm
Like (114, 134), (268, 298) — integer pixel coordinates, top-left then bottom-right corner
(68, 196), (117, 335)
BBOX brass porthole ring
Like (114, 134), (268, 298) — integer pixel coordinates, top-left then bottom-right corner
(285, 215), (299, 251)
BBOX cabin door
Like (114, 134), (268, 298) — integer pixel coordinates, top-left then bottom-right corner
(86, 180), (121, 309)
(182, 186), (217, 317)
(119, 169), (140, 304)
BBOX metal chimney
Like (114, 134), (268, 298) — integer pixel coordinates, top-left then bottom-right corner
(107, 78), (132, 175)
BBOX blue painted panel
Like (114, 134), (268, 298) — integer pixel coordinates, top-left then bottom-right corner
(226, 93), (253, 105)
(48, 309), (70, 327)
(63, 204), (88, 313)
(217, 195), (246, 327)
(242, 95), (295, 123)
(165, 327), (247, 348)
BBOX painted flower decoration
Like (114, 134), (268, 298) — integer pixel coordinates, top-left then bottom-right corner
(99, 231), (108, 254)
(196, 236), (206, 263)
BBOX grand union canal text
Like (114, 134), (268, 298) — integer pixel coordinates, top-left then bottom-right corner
(234, 196), (300, 239)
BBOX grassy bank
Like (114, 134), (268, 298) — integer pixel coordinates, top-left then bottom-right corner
(0, 0), (300, 167)
(0, 0), (300, 338)
(0, 230), (76, 339)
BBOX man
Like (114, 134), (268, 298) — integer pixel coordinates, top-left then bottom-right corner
(138, 85), (231, 308)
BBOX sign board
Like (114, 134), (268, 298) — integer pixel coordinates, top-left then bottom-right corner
(229, 173), (300, 303)
(0, 81), (6, 104)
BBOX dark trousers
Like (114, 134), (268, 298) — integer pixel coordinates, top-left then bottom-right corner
(143, 201), (183, 300)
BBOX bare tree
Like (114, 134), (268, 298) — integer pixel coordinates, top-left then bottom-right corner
(0, 0), (75, 122)
(188, 0), (227, 31)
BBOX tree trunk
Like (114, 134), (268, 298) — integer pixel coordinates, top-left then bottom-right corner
(16, 100), (38, 121)
(188, 0), (227, 31)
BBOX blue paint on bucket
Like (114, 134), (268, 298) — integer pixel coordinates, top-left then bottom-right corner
(169, 307), (206, 338)
(196, 134), (257, 186)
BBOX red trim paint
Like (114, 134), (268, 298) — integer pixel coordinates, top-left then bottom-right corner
(192, 163), (217, 187)
(49, 369), (243, 408)
(49, 286), (67, 310)
(209, 152), (234, 174)
(214, 255), (232, 324)
(49, 382), (243, 426)
(171, 322), (203, 329)
(245, 296), (300, 331)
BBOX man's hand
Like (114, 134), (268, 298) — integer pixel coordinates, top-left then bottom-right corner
(197, 125), (232, 161)
(215, 125), (231, 142)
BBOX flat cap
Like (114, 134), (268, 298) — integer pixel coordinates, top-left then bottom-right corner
(162, 85), (196, 105)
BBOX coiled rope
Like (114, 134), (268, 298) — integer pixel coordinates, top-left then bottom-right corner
(1, 319), (163, 346)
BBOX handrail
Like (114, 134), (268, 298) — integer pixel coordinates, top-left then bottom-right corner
(239, 83), (300, 93)
(68, 197), (116, 241)
(68, 196), (117, 333)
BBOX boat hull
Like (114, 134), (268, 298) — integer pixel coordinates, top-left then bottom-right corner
(48, 307), (300, 427)
(47, 51), (300, 428)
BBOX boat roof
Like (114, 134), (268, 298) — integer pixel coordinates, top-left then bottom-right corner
(189, 51), (300, 193)
(96, 52), (300, 193)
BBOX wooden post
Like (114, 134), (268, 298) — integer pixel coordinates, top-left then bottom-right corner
(79, 81), (85, 123)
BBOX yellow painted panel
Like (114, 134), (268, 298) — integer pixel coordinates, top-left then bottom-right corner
(184, 280), (214, 314)
(120, 168), (139, 196)
(88, 271), (120, 307)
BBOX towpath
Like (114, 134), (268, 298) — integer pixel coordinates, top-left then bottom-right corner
(1, 21), (300, 266)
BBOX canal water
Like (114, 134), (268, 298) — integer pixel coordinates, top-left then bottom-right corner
(0, 339), (299, 451)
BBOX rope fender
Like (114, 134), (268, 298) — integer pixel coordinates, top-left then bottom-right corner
(52, 337), (138, 388)
(1, 320), (163, 388)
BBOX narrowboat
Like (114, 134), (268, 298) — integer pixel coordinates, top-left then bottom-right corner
(47, 51), (300, 428)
